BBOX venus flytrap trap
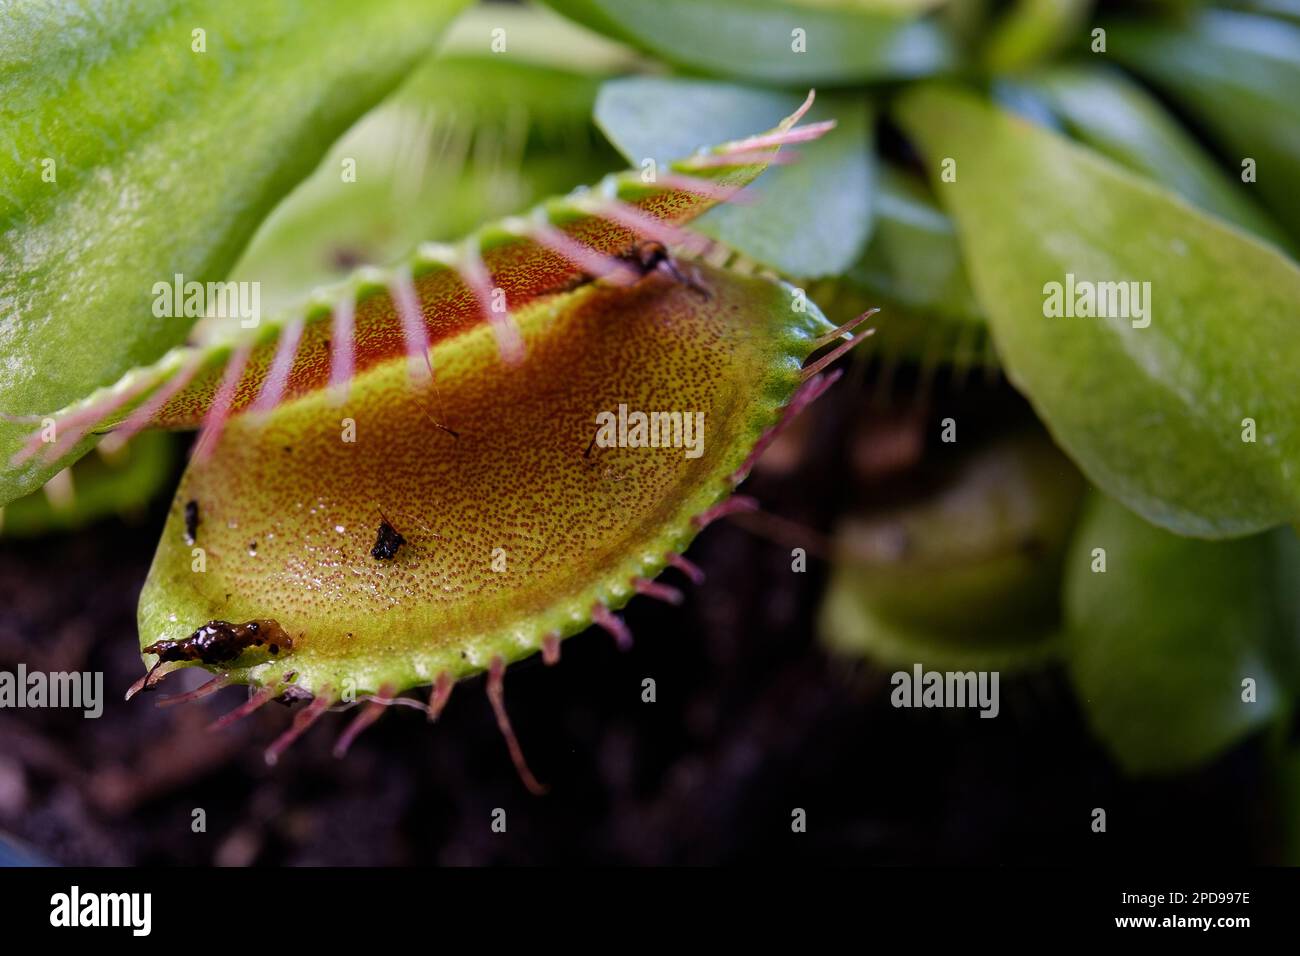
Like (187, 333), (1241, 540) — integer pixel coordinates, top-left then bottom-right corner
(29, 97), (873, 781)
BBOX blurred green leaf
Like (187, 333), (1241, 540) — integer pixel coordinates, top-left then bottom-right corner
(542, 0), (957, 84)
(1065, 493), (1296, 774)
(896, 84), (1300, 538)
(0, 0), (470, 507)
(1012, 66), (1292, 251)
(595, 78), (874, 278)
(438, 1), (642, 71)
(845, 162), (983, 324)
(1105, 9), (1300, 242)
(1233, 0), (1300, 22)
(982, 0), (1093, 72)
(820, 429), (1083, 671)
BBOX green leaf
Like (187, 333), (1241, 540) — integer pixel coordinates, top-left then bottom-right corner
(437, 1), (641, 72)
(843, 162), (983, 325)
(1014, 65), (1292, 250)
(541, 0), (957, 84)
(1237, 0), (1300, 24)
(1064, 493), (1295, 774)
(0, 0), (471, 507)
(1105, 9), (1300, 242)
(896, 84), (1300, 538)
(981, 0), (1094, 72)
(595, 78), (874, 278)
(819, 428), (1083, 672)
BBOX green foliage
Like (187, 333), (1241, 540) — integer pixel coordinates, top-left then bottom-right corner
(1105, 9), (1300, 242)
(7, 0), (1300, 787)
(897, 83), (1300, 538)
(820, 429), (1083, 672)
(981, 0), (1094, 72)
(0, 433), (174, 537)
(0, 0), (471, 507)
(541, 0), (957, 83)
(1065, 494), (1298, 774)
(1011, 65), (1291, 249)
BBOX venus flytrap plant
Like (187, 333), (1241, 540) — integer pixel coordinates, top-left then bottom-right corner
(21, 96), (868, 779)
(8, 0), (1300, 810)
(546, 0), (1300, 785)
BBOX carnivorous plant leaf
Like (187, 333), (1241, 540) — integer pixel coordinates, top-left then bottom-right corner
(138, 263), (833, 724)
(81, 99), (851, 771)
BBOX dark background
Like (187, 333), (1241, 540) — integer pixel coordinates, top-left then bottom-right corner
(0, 368), (1280, 866)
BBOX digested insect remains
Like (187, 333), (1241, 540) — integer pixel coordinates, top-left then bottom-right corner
(141, 619), (292, 683)
(619, 241), (711, 300)
(143, 619), (291, 664)
(371, 517), (407, 560)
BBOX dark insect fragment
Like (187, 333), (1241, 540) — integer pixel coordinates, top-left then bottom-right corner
(143, 619), (292, 669)
(371, 519), (407, 560)
(183, 500), (200, 545)
(620, 241), (711, 300)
